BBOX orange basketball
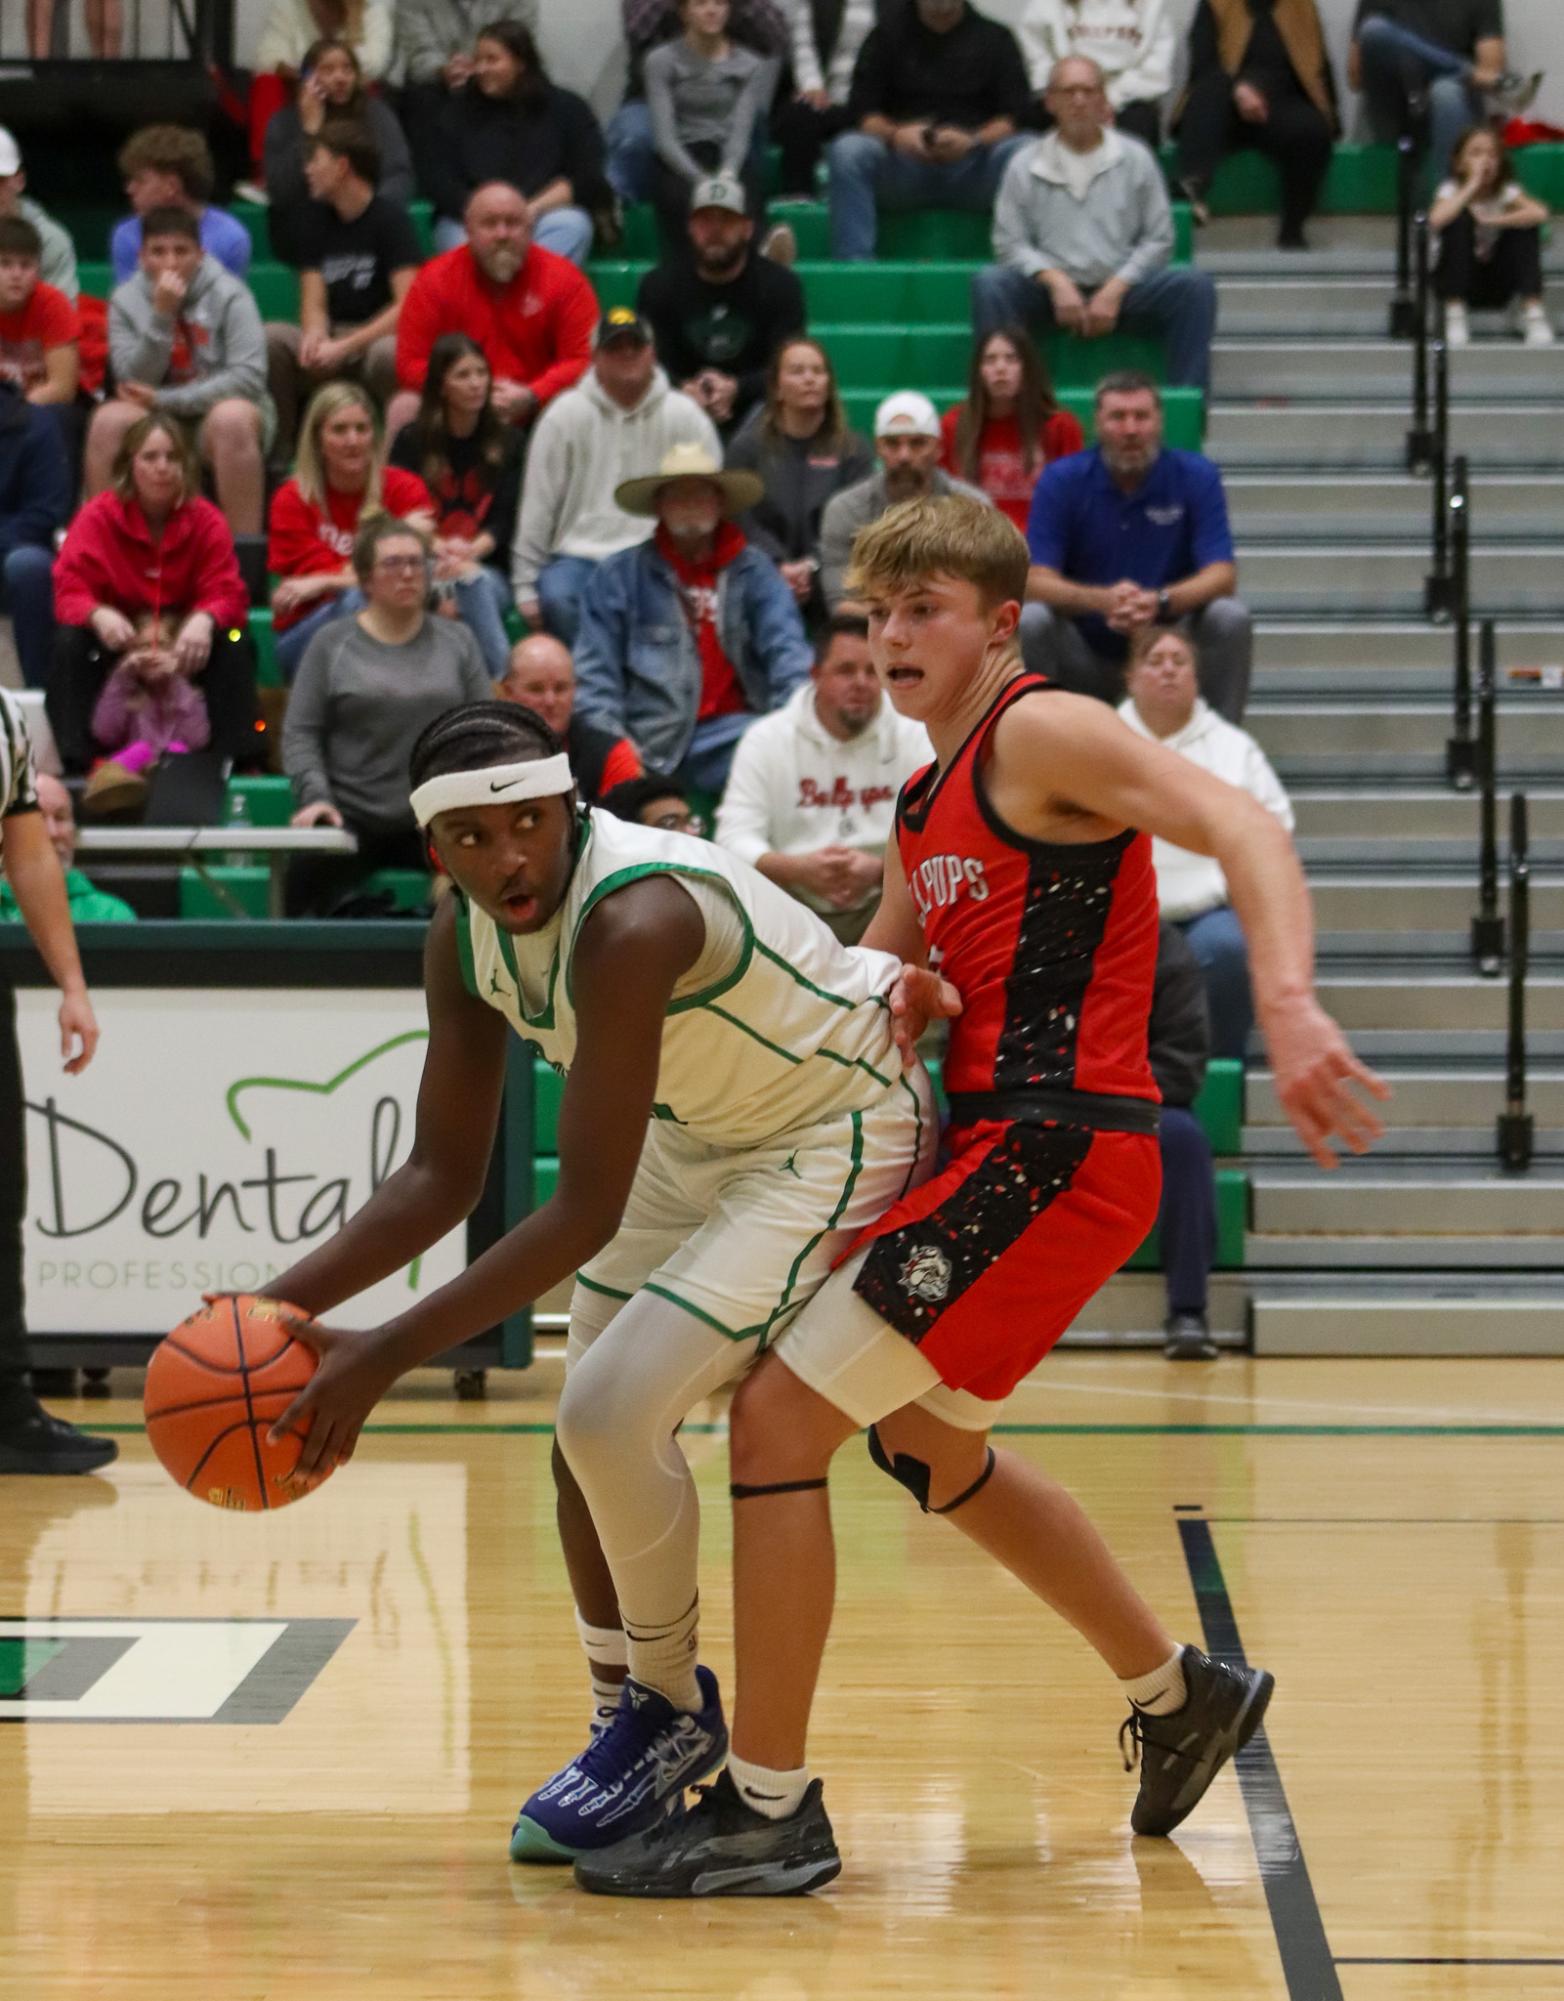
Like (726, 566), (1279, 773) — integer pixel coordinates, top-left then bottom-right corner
(144, 1295), (328, 1512)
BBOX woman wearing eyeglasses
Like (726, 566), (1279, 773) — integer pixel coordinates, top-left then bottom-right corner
(282, 514), (492, 914)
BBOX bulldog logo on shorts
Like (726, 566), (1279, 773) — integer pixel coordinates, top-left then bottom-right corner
(899, 1243), (953, 1304)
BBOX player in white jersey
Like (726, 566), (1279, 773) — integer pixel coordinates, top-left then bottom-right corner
(255, 698), (937, 1862)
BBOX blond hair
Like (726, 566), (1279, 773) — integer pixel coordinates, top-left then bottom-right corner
(293, 381), (386, 513)
(846, 495), (1029, 611)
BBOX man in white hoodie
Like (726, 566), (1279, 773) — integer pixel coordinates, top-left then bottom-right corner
(715, 610), (931, 942)
(511, 305), (719, 645)
(1119, 623), (1291, 1057)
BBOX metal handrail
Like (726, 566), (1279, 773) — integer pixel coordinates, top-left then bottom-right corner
(1497, 791), (1534, 1172)
(1445, 457), (1475, 788)
(1424, 337), (1453, 619)
(1471, 621), (1504, 973)
(1406, 214), (1434, 471)
(1389, 134), (1420, 338)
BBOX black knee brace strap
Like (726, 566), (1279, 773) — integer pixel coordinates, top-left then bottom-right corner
(730, 1477), (829, 1500)
(867, 1427), (997, 1516)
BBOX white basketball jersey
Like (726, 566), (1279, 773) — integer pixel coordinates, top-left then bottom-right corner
(456, 810), (905, 1147)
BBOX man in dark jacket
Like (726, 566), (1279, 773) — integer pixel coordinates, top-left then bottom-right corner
(0, 381), (71, 688)
(1150, 920), (1221, 1361)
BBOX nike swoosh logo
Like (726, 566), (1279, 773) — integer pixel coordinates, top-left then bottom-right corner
(490, 778), (520, 793)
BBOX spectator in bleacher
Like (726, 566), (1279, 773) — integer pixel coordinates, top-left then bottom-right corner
(1350, 0), (1534, 190)
(261, 36), (415, 264)
(645, 0), (779, 254)
(255, 0), (394, 80)
(574, 440), (812, 791)
(638, 173), (807, 439)
(604, 0), (789, 204)
(511, 306), (718, 646)
(774, 0), (878, 199)
(84, 610), (212, 817)
(939, 324), (1084, 531)
(1147, 917), (1221, 1361)
(48, 414), (253, 777)
(265, 120), (422, 458)
(0, 381), (72, 691)
(1173, 0), (1337, 250)
(269, 381), (435, 678)
(26, 0), (122, 60)
(0, 129), (79, 300)
(90, 209), (272, 538)
(1431, 125), (1555, 347)
(724, 336), (872, 629)
(714, 608), (931, 942)
(976, 57), (1218, 393)
(600, 770), (705, 829)
(390, 181), (597, 438)
(1022, 372), (1249, 718)
(396, 0), (542, 195)
(0, 218), (80, 412)
(426, 21), (607, 268)
(283, 515), (491, 915)
(818, 390), (989, 607)
(0, 772), (135, 924)
(497, 630), (646, 800)
(827, 0), (1032, 262)
(389, 334), (521, 676)
(110, 127), (251, 285)
(1019, 0), (1175, 149)
(1119, 622), (1291, 1056)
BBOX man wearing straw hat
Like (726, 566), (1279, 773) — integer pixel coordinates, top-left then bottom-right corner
(573, 439), (813, 794)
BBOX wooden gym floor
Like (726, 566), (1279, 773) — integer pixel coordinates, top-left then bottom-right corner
(3, 1354), (1563, 2000)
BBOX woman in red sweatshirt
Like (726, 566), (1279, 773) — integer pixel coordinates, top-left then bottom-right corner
(268, 380), (434, 678)
(940, 326), (1085, 532)
(48, 413), (253, 775)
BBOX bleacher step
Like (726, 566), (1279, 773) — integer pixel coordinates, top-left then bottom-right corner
(1227, 473), (1564, 540)
(1239, 544), (1560, 615)
(1307, 877), (1564, 932)
(1251, 1161), (1564, 1233)
(1209, 402), (1564, 469)
(1292, 790), (1564, 839)
(1249, 1237), (1564, 1272)
(1311, 977), (1564, 1033)
(1253, 618), (1564, 670)
(1212, 338), (1564, 400)
(1250, 1285), (1564, 1353)
(1249, 699), (1564, 758)
(1058, 1274), (1248, 1344)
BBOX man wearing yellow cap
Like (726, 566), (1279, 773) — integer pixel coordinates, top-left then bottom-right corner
(511, 305), (721, 646)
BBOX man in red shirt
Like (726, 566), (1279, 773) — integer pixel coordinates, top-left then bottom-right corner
(389, 181), (597, 439)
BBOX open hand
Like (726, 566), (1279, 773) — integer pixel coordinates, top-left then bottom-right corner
(1262, 994), (1391, 1169)
(889, 963), (963, 1068)
(292, 800), (345, 829)
(268, 1317), (401, 1492)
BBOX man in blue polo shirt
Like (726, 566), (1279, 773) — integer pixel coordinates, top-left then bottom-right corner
(1019, 371), (1252, 722)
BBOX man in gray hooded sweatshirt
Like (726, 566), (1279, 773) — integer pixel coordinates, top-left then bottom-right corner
(85, 206), (271, 534)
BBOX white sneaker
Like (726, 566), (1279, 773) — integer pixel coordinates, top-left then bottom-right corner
(1444, 302), (1471, 348)
(1523, 305), (1557, 348)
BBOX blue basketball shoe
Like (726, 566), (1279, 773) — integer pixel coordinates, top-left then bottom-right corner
(509, 1666), (728, 1863)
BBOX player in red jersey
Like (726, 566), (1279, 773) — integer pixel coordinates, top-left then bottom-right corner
(576, 497), (1389, 1898)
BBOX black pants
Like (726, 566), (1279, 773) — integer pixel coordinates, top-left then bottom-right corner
(284, 822), (429, 917)
(1175, 76), (1333, 237)
(400, 79), (454, 216)
(650, 140), (766, 255)
(772, 97), (854, 197)
(0, 982), (29, 1395)
(1157, 1106), (1217, 1317)
(1434, 210), (1545, 307)
(46, 623), (259, 777)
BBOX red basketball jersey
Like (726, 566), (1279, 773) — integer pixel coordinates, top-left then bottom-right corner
(896, 674), (1159, 1105)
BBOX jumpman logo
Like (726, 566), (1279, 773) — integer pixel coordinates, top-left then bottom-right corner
(780, 1153), (803, 1180)
(488, 968), (510, 999)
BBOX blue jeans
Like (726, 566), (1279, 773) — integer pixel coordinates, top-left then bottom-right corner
(972, 260), (1219, 394)
(1178, 905), (1253, 1060)
(1158, 1107), (1216, 1316)
(275, 588), (365, 681)
(1356, 12), (1480, 185)
(453, 566), (513, 678)
(1, 543), (56, 689)
(827, 130), (1031, 261)
(679, 711), (761, 795)
(536, 554), (601, 648)
(434, 206), (594, 266)
(606, 100), (655, 204)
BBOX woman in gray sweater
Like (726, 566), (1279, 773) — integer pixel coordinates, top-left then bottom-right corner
(283, 513), (491, 915)
(645, 0), (778, 250)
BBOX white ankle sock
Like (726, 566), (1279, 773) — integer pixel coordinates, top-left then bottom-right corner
(575, 1610), (627, 1729)
(1121, 1646), (1188, 1717)
(727, 1751), (809, 1821)
(624, 1595), (702, 1712)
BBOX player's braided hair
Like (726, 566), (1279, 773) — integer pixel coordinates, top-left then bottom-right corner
(409, 701), (563, 792)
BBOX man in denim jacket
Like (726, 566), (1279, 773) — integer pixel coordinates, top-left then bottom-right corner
(573, 442), (813, 794)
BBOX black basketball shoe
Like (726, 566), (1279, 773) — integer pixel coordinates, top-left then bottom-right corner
(574, 1769), (842, 1898)
(1120, 1646), (1274, 1836)
(0, 1391), (119, 1476)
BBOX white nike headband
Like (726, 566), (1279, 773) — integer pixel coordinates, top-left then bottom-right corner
(411, 754), (576, 828)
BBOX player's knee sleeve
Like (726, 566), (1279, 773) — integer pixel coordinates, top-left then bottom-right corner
(867, 1427), (996, 1516)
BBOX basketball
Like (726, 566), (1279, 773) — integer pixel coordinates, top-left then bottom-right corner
(143, 1295), (326, 1512)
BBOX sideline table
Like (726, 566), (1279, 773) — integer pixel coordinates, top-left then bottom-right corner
(74, 826), (360, 919)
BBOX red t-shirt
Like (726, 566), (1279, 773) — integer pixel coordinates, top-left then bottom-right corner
(0, 282), (78, 394)
(657, 520), (747, 723)
(939, 406), (1087, 531)
(266, 468), (434, 629)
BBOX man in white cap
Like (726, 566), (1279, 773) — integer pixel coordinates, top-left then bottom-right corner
(573, 439), (813, 791)
(0, 129), (78, 302)
(818, 390), (990, 606)
(637, 172), (806, 438)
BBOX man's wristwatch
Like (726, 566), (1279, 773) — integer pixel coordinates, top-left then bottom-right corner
(1155, 589), (1175, 624)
